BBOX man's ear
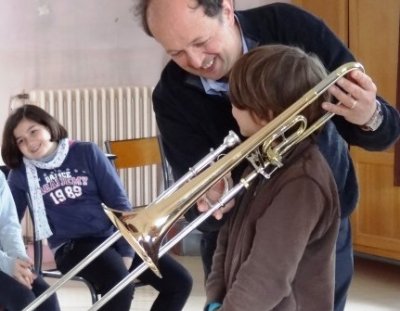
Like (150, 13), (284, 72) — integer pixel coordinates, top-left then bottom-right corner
(221, 0), (235, 24)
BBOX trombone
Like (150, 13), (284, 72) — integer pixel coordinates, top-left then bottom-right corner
(23, 61), (364, 311)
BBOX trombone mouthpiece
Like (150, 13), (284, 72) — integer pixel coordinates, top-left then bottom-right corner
(224, 130), (241, 147)
(103, 206), (162, 278)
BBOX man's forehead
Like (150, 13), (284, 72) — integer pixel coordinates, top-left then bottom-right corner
(147, 0), (196, 21)
(158, 25), (210, 53)
(147, 0), (214, 49)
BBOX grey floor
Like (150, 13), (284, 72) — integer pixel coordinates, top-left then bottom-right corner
(43, 254), (400, 311)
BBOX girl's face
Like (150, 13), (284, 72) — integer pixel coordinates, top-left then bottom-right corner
(13, 118), (58, 160)
(231, 105), (268, 137)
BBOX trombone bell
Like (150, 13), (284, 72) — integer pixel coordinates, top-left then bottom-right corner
(104, 206), (163, 278)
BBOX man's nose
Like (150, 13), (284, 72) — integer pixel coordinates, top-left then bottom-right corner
(186, 49), (204, 69)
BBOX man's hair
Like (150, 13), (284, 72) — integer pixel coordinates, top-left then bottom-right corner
(135, 0), (224, 37)
(1, 104), (68, 169)
(229, 44), (330, 125)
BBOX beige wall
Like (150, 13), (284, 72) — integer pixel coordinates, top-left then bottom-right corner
(0, 0), (288, 163)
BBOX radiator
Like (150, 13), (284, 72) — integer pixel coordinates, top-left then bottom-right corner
(28, 86), (163, 208)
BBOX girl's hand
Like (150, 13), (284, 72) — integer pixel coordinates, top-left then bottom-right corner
(13, 258), (35, 289)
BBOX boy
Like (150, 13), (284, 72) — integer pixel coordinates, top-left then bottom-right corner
(205, 45), (340, 311)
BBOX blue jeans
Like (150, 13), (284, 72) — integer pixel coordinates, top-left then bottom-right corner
(56, 238), (135, 311)
(0, 271), (60, 311)
(200, 231), (219, 280)
(334, 217), (354, 311)
(130, 253), (193, 311)
(56, 237), (192, 311)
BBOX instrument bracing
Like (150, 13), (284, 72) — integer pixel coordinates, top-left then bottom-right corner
(23, 61), (364, 311)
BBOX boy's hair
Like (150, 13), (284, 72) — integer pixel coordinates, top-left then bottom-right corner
(135, 0), (224, 37)
(1, 104), (68, 169)
(229, 44), (329, 124)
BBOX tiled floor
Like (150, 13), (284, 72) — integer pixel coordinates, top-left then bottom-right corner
(44, 255), (400, 310)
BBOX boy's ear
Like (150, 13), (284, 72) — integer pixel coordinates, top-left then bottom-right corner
(250, 111), (268, 126)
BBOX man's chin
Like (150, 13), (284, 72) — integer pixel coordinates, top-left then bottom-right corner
(199, 72), (225, 81)
(187, 67), (224, 81)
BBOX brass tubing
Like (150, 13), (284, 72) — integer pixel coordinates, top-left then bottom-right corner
(104, 62), (365, 277)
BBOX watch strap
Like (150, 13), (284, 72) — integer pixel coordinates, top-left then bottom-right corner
(360, 100), (383, 131)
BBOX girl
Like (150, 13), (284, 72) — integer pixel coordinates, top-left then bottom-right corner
(204, 45), (341, 310)
(0, 170), (60, 311)
(1, 104), (192, 311)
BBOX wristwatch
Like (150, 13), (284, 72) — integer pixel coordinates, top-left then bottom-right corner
(360, 100), (383, 131)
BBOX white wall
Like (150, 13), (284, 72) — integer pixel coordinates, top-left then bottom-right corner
(0, 0), (288, 162)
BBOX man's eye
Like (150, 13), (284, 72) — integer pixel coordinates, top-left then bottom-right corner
(194, 42), (206, 48)
(170, 51), (182, 57)
(194, 38), (210, 48)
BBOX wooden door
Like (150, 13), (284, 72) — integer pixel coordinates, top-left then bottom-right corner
(348, 0), (400, 260)
(292, 0), (400, 260)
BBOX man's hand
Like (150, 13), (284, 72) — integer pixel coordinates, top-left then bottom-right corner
(323, 69), (378, 126)
(197, 174), (235, 220)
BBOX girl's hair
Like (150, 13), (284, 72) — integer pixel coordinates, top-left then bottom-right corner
(135, 0), (224, 37)
(1, 104), (68, 169)
(229, 44), (330, 124)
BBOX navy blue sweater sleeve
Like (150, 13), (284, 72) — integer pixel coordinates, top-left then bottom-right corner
(86, 143), (135, 257)
(88, 143), (131, 210)
(332, 99), (400, 150)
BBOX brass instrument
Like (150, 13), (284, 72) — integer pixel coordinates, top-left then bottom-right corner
(102, 61), (365, 277)
(23, 61), (364, 311)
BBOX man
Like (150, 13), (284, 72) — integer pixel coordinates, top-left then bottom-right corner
(134, 1), (400, 310)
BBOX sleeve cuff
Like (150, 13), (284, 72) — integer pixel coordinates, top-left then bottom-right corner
(205, 302), (222, 311)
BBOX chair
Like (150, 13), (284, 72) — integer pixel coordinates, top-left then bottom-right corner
(26, 194), (99, 304)
(104, 134), (174, 227)
(104, 136), (172, 196)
